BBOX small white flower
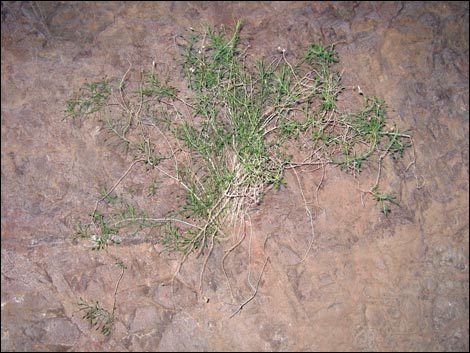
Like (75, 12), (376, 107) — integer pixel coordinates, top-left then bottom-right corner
(189, 67), (196, 73)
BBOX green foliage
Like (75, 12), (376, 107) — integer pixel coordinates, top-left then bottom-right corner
(89, 211), (120, 250)
(371, 186), (400, 215)
(305, 43), (338, 66)
(67, 22), (415, 337)
(69, 20), (412, 253)
(77, 259), (127, 336)
(65, 80), (110, 119)
(140, 66), (178, 98)
(78, 298), (115, 336)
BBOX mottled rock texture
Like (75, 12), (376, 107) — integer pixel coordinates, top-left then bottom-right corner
(2, 1), (468, 351)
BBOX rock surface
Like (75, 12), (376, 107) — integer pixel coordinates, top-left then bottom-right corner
(1, 1), (468, 351)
